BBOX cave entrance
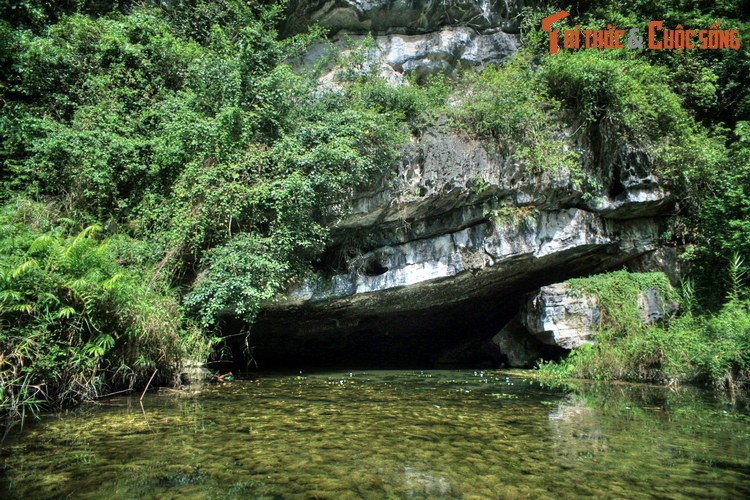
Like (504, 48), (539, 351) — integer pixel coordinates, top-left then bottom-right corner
(220, 259), (600, 372)
(229, 295), (519, 371)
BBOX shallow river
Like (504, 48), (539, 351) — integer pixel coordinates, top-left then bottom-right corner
(2, 370), (750, 498)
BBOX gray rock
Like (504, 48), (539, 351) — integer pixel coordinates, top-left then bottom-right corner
(490, 314), (544, 367)
(304, 27), (519, 83)
(638, 286), (677, 324)
(520, 281), (676, 350)
(338, 127), (672, 242)
(287, 210), (659, 308)
(522, 283), (600, 350)
(284, 0), (532, 36)
(627, 247), (683, 286)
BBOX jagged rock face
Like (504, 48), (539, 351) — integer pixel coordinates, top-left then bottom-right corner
(305, 28), (519, 83)
(245, 128), (671, 368)
(522, 283), (600, 350)
(490, 315), (554, 368)
(284, 0), (531, 36)
(290, 1), (527, 80)
(340, 126), (672, 238)
(271, 124), (668, 315)
(627, 248), (683, 286)
(509, 281), (675, 351)
(290, 209), (659, 310)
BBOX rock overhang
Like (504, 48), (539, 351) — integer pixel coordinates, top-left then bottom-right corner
(230, 0), (678, 369)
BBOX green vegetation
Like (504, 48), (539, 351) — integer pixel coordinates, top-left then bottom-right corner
(0, 1), (412, 424)
(538, 270), (750, 389)
(0, 0), (749, 423)
(567, 271), (676, 334)
(0, 199), (206, 422)
(525, 1), (750, 387)
(522, 1), (750, 302)
(451, 54), (579, 175)
(539, 50), (724, 187)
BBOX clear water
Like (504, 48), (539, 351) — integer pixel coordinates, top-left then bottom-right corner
(2, 370), (749, 499)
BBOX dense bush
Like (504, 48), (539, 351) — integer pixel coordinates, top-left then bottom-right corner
(0, 200), (207, 422)
(521, 1), (750, 303)
(451, 53), (579, 176)
(0, 1), (411, 421)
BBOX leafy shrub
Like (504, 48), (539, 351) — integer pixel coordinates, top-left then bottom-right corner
(0, 201), (205, 422)
(567, 270), (675, 334)
(451, 53), (579, 175)
(0, 1), (408, 333)
(538, 50), (725, 186)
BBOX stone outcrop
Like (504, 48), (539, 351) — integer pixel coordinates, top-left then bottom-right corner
(289, 209), (660, 311)
(488, 280), (677, 367)
(521, 281), (676, 350)
(289, 1), (528, 81)
(284, 0), (531, 36)
(277, 125), (669, 313)
(303, 28), (519, 83)
(522, 283), (600, 350)
(489, 315), (549, 368)
(231, 1), (677, 369)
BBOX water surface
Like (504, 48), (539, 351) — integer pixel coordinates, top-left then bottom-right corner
(2, 370), (749, 498)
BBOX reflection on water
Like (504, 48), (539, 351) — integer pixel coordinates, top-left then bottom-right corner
(2, 370), (749, 498)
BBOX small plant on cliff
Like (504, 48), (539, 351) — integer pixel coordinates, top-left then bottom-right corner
(451, 51), (580, 177)
(484, 202), (537, 232)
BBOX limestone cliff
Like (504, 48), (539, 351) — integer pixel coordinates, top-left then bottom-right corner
(240, 1), (675, 368)
(289, 0), (527, 81)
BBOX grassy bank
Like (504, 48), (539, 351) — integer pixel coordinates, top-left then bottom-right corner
(0, 200), (211, 425)
(538, 270), (750, 390)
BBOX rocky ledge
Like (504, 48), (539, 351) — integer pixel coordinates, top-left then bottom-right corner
(241, 122), (673, 368)
(490, 282), (677, 367)
(228, 1), (676, 369)
(284, 0), (532, 36)
(289, 1), (530, 81)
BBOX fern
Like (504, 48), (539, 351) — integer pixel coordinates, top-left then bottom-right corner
(728, 252), (747, 301)
(0, 210), (192, 421)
